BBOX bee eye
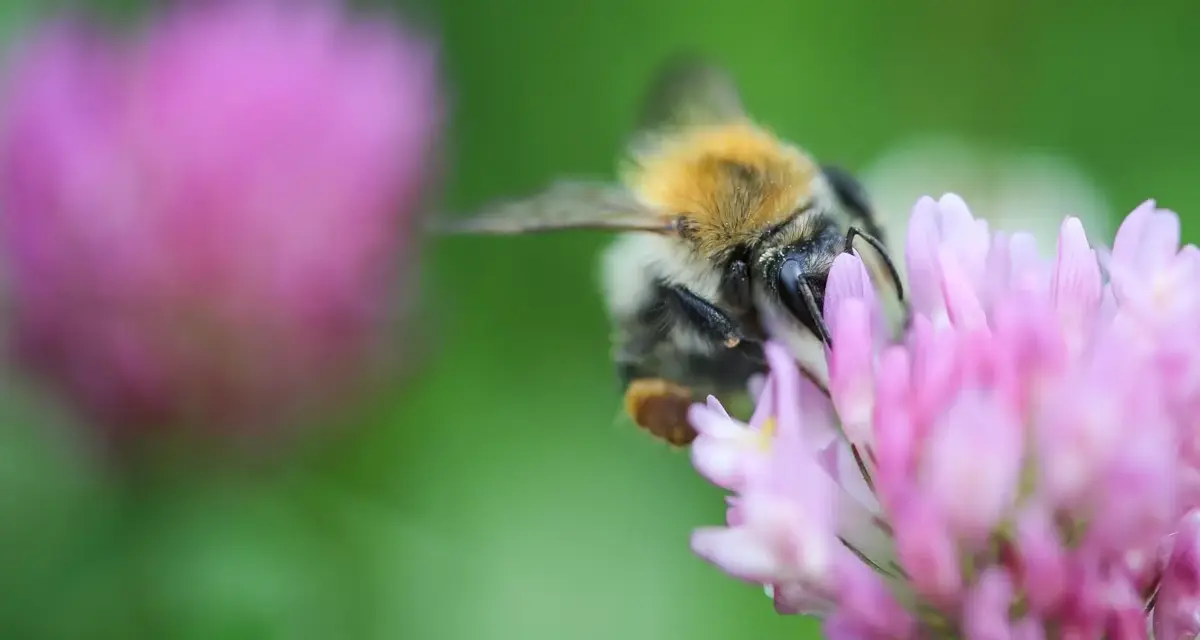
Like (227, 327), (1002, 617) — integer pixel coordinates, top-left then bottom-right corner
(778, 258), (810, 320)
(777, 257), (832, 345)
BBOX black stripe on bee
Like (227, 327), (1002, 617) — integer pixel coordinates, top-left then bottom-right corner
(821, 164), (885, 241)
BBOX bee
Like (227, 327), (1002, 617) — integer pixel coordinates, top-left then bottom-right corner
(437, 56), (904, 446)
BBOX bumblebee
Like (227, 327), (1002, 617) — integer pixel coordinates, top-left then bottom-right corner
(438, 56), (903, 446)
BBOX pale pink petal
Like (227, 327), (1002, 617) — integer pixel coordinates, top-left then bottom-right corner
(691, 526), (784, 584)
(1154, 511), (1200, 640)
(764, 341), (806, 442)
(690, 435), (751, 489)
(1154, 245), (1200, 323)
(833, 551), (916, 639)
(797, 377), (839, 448)
(1051, 217), (1101, 317)
(829, 299), (876, 445)
(1010, 617), (1047, 640)
(688, 401), (745, 439)
(963, 568), (1015, 640)
(1015, 507), (1067, 614)
(739, 494), (835, 583)
(905, 195), (944, 316)
(1054, 563), (1107, 639)
(1103, 576), (1148, 640)
(1097, 283), (1120, 325)
(908, 317), (961, 424)
(1111, 199), (1156, 267)
(939, 247), (988, 330)
(920, 390), (1022, 543)
(937, 192), (990, 287)
(688, 401), (764, 489)
(818, 440), (878, 514)
(1008, 231), (1042, 272)
(748, 374), (775, 429)
(1035, 376), (1125, 506)
(725, 496), (743, 526)
(746, 373), (768, 401)
(893, 499), (961, 604)
(1134, 207), (1182, 273)
(1177, 243), (1200, 272)
(871, 345), (916, 506)
(772, 579), (833, 615)
(1007, 231), (1046, 295)
(704, 394), (731, 418)
(935, 192), (976, 229)
(826, 448), (896, 571)
(824, 252), (878, 334)
(983, 231), (1012, 307)
(1084, 396), (1178, 553)
(820, 613), (866, 640)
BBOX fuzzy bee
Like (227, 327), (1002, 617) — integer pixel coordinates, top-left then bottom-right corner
(438, 56), (904, 446)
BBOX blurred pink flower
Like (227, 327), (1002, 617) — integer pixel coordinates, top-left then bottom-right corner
(0, 1), (441, 446)
(689, 194), (1200, 636)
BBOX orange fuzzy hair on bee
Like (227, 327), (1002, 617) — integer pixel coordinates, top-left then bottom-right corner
(621, 121), (820, 257)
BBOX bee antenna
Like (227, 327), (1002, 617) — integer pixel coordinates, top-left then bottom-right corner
(796, 276), (833, 348)
(845, 227), (906, 305)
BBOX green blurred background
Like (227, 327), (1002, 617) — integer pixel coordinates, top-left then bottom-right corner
(1, 0), (1198, 638)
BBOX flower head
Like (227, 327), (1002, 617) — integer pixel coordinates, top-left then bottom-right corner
(689, 194), (1200, 636)
(0, 1), (441, 446)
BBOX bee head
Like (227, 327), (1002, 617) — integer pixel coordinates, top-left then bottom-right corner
(744, 212), (844, 346)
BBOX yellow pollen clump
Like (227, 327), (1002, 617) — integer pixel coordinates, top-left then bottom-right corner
(755, 417), (778, 450)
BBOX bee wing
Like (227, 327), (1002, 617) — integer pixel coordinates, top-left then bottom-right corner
(432, 181), (678, 235)
(635, 55), (746, 136)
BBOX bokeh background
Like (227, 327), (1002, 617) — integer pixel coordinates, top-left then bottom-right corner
(0, 0), (1197, 638)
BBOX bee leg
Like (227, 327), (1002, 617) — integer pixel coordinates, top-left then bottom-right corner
(608, 285), (747, 448)
(844, 226), (905, 305)
(662, 283), (746, 349)
(823, 163), (910, 312)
